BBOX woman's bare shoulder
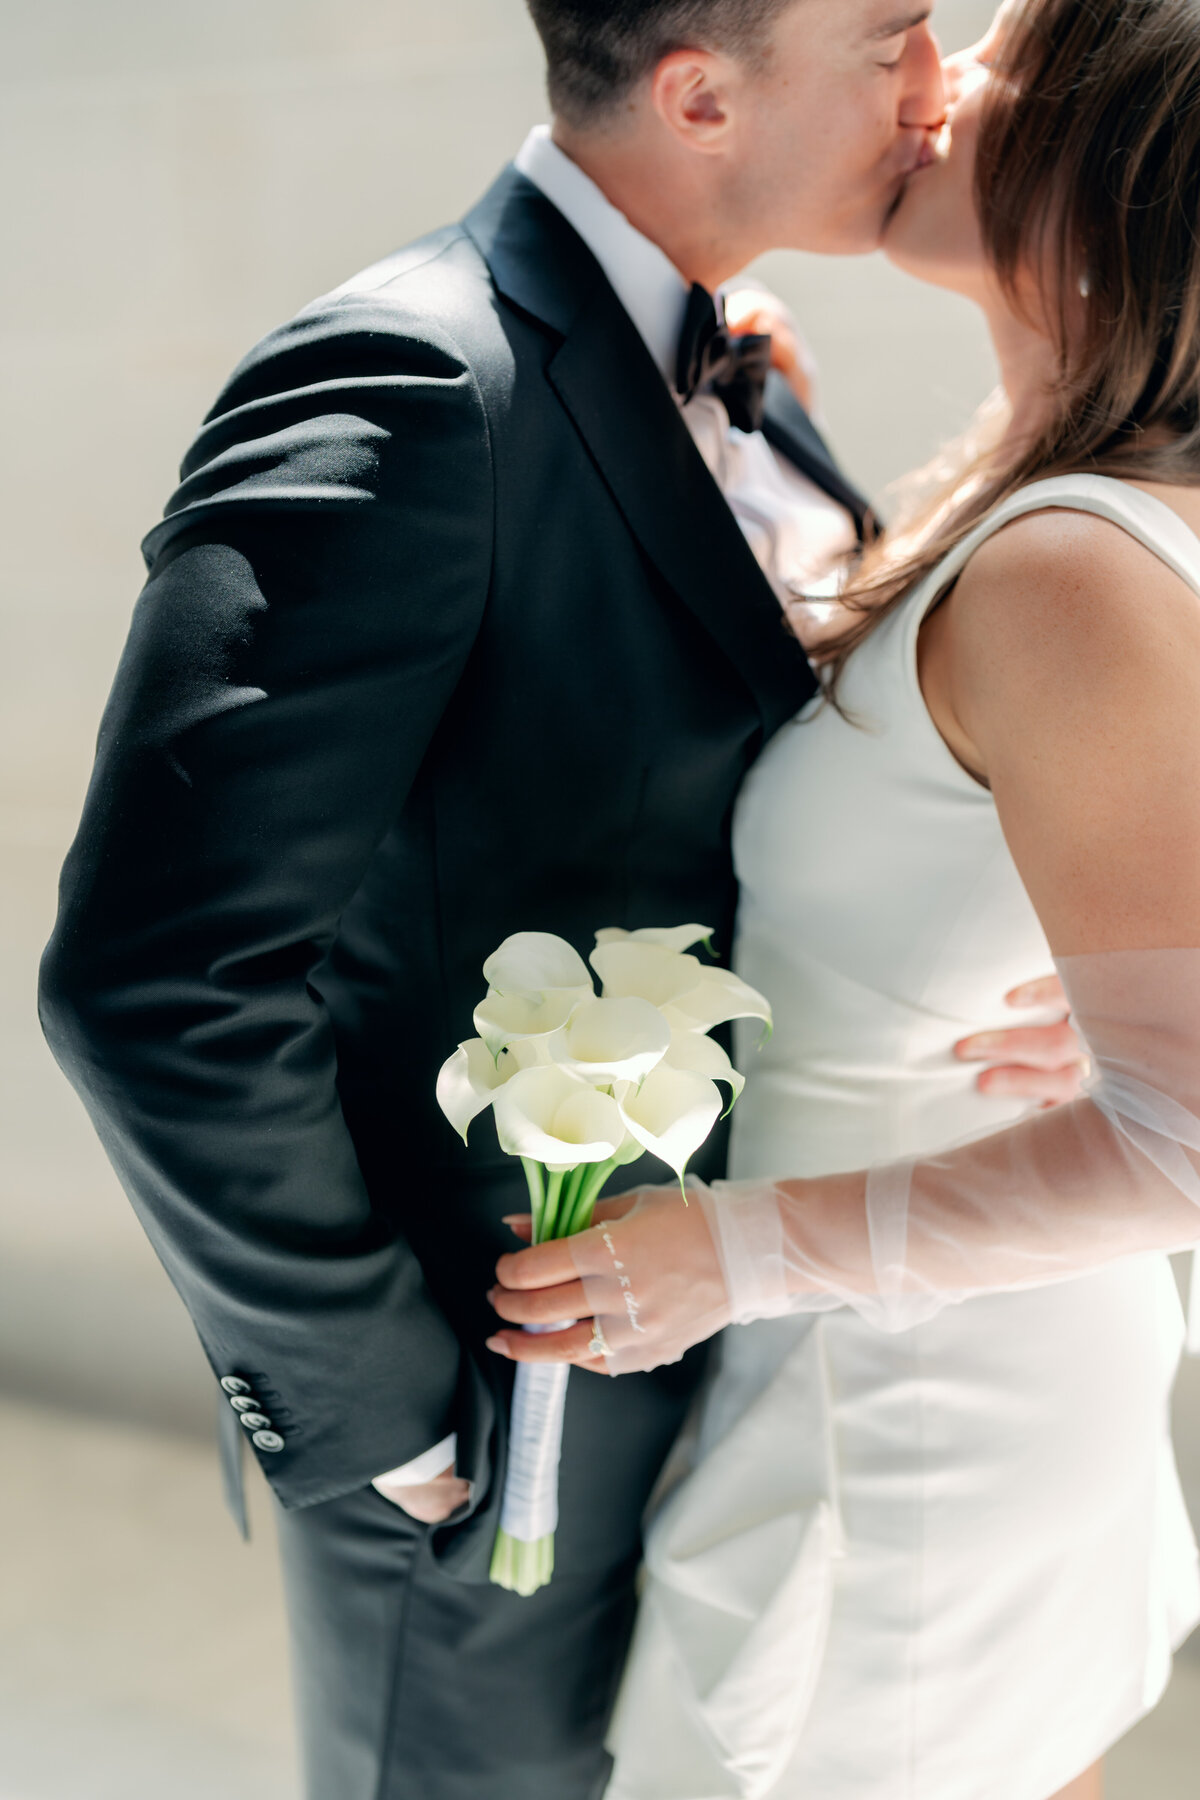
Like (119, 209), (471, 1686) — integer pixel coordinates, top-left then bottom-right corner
(943, 501), (1200, 718)
(937, 496), (1200, 952)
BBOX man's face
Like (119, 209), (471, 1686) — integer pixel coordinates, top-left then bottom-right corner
(730, 0), (947, 255)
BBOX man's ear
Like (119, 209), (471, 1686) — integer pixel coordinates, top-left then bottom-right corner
(650, 48), (736, 151)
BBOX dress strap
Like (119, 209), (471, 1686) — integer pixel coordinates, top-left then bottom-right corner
(916, 473), (1200, 618)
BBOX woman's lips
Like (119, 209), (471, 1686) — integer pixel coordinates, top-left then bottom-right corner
(884, 136), (942, 224)
(897, 138), (943, 190)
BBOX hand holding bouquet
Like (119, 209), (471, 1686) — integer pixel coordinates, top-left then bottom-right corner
(436, 925), (770, 1594)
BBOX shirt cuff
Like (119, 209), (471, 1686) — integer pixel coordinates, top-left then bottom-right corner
(374, 1434), (458, 1488)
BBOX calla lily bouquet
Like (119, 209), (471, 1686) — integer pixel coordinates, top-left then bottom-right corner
(436, 925), (771, 1596)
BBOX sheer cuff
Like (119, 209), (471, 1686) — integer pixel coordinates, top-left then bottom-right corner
(713, 948), (1200, 1334)
(562, 950), (1200, 1369)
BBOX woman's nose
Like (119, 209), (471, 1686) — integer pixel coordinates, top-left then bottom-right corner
(939, 46), (991, 111)
(939, 50), (967, 108)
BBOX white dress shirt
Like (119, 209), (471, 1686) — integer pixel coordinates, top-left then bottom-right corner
(375, 128), (857, 1494)
(515, 125), (859, 599)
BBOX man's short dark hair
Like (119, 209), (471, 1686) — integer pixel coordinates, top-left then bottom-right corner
(525, 0), (798, 128)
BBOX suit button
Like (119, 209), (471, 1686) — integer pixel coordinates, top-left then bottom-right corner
(252, 1430), (285, 1452)
(229, 1395), (260, 1413)
(221, 1376), (251, 1395)
(238, 1412), (271, 1431)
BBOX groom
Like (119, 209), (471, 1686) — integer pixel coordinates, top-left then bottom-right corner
(40, 1), (1082, 1796)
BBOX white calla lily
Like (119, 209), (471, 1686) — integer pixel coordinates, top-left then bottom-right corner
(436, 1039), (509, 1142)
(615, 1062), (723, 1182)
(435, 1037), (548, 1143)
(482, 932), (593, 997)
(661, 1026), (745, 1109)
(474, 988), (586, 1059)
(492, 1066), (627, 1172)
(590, 941), (704, 1009)
(548, 996), (671, 1086)
(590, 941), (770, 1036)
(663, 964), (773, 1036)
(594, 924), (714, 956)
(476, 932), (595, 1057)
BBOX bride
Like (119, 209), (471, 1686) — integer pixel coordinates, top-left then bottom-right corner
(490, 1), (1200, 1795)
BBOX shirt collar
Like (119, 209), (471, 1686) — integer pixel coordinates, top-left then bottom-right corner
(513, 125), (691, 387)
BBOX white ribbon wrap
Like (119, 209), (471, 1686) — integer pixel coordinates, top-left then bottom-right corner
(498, 1323), (573, 1544)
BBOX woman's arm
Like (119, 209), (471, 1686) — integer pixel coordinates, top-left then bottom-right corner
(924, 504), (1200, 953)
(488, 505), (1200, 1369)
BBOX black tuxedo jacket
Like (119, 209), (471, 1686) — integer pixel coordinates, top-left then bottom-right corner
(40, 168), (869, 1565)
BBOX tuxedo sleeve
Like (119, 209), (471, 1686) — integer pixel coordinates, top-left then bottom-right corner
(38, 292), (493, 1509)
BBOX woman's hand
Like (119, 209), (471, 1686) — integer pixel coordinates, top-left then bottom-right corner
(723, 286), (816, 413)
(487, 1186), (732, 1375)
(486, 1196), (639, 1372)
(956, 974), (1087, 1108)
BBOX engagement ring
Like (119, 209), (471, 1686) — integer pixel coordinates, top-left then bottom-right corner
(588, 1319), (611, 1360)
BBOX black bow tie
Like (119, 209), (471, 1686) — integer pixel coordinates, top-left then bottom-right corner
(675, 283), (773, 434)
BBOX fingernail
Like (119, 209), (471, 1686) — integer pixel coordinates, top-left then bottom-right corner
(1008, 987), (1036, 1007)
(958, 1033), (999, 1058)
(486, 1335), (510, 1357)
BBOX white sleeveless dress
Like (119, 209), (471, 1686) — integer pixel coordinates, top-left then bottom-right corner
(604, 476), (1200, 1800)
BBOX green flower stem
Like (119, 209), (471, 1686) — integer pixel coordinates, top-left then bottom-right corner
(563, 1154), (629, 1237)
(557, 1164), (587, 1237)
(490, 1528), (555, 1596)
(540, 1167), (566, 1243)
(521, 1157), (546, 1242)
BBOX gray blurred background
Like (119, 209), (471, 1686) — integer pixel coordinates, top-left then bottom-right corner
(1, 2), (1196, 1795)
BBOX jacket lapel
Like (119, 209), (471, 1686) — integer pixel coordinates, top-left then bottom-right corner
(762, 373), (878, 540)
(464, 170), (817, 738)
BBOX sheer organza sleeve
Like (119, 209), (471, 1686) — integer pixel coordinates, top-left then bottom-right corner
(567, 949), (1200, 1371)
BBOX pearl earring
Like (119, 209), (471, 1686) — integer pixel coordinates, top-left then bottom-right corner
(1079, 272), (1091, 299)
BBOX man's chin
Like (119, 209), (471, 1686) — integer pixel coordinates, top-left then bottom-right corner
(882, 167), (917, 232)
(774, 179), (915, 259)
(835, 200), (906, 259)
(837, 176), (914, 257)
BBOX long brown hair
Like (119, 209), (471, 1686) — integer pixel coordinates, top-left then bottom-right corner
(820, 0), (1200, 700)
